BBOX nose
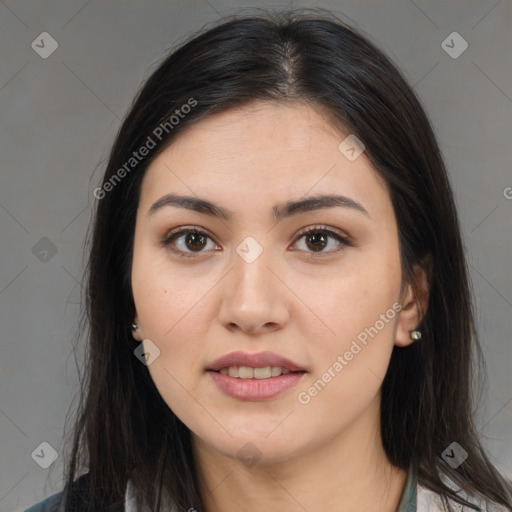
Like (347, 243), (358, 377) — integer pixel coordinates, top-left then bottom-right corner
(217, 242), (290, 335)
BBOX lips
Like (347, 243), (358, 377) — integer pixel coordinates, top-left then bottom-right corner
(206, 350), (306, 373)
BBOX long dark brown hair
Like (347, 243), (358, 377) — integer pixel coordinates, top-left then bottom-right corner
(59, 8), (512, 512)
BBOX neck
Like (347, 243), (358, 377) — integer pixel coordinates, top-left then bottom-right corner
(192, 398), (408, 512)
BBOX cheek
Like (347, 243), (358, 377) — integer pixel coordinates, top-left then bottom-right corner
(131, 254), (216, 397)
(132, 270), (213, 420)
(295, 253), (401, 344)
(293, 252), (401, 400)
(132, 249), (214, 339)
(293, 294), (398, 433)
(134, 294), (212, 373)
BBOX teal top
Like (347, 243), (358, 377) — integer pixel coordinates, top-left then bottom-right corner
(25, 490), (62, 512)
(397, 463), (417, 512)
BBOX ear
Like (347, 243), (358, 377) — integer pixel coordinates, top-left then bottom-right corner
(395, 257), (432, 347)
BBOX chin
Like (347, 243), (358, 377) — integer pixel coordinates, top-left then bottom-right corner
(193, 426), (311, 467)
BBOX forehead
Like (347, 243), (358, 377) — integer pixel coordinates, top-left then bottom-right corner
(166, 101), (343, 156)
(138, 101), (391, 222)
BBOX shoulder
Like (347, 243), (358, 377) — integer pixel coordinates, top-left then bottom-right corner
(417, 482), (511, 511)
(24, 490), (63, 512)
(24, 473), (98, 512)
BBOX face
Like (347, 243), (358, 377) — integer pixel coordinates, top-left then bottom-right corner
(130, 101), (418, 466)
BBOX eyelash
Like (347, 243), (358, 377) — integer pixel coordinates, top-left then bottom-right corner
(160, 225), (351, 259)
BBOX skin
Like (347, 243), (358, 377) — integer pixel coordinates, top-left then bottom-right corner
(130, 101), (430, 512)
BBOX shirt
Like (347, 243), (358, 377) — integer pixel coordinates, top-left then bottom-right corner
(25, 464), (510, 512)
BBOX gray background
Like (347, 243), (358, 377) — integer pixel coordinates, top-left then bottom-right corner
(0, 1), (511, 510)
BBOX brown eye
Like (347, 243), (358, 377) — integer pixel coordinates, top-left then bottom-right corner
(184, 232), (207, 251)
(305, 232), (328, 252)
(162, 227), (219, 257)
(292, 226), (350, 255)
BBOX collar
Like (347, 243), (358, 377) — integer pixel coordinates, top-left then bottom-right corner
(396, 463), (417, 512)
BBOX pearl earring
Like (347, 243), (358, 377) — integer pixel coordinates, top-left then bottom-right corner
(411, 330), (422, 341)
(131, 323), (139, 331)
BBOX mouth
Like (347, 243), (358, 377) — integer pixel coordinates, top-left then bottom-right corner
(206, 350), (307, 375)
(206, 351), (307, 401)
(212, 365), (302, 379)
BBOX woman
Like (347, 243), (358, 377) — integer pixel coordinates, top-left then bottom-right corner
(25, 8), (512, 512)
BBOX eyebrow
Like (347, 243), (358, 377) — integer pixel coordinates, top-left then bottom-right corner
(147, 193), (369, 222)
